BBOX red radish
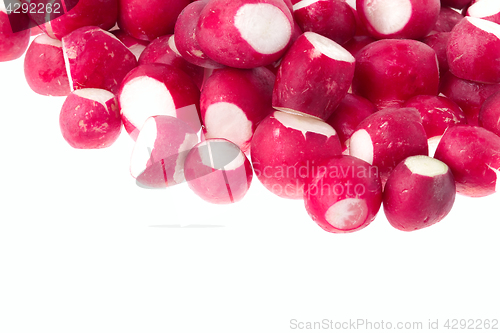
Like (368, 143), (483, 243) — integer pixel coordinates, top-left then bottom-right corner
(138, 34), (204, 90)
(441, 0), (472, 10)
(196, 0), (294, 68)
(352, 38), (440, 110)
(24, 34), (70, 96)
(344, 0), (370, 36)
(434, 125), (500, 197)
(62, 26), (138, 94)
(250, 110), (342, 199)
(421, 32), (451, 76)
(439, 71), (500, 125)
(273, 32), (355, 120)
(0, 2), (30, 62)
(467, 0), (500, 25)
(59, 88), (122, 149)
(292, 0), (356, 45)
(38, 0), (118, 40)
(383, 155), (456, 232)
(173, 0), (224, 69)
(118, 63), (201, 141)
(434, 6), (464, 32)
(131, 115), (198, 189)
(326, 93), (376, 154)
(447, 17), (500, 84)
(110, 29), (149, 60)
(355, 0), (440, 40)
(304, 155), (382, 234)
(118, 0), (190, 41)
(479, 90), (500, 137)
(342, 35), (376, 58)
(201, 66), (275, 153)
(348, 107), (429, 185)
(184, 138), (253, 204)
(403, 95), (466, 156)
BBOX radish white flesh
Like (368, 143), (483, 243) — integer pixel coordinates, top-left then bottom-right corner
(383, 155), (456, 232)
(304, 155), (382, 234)
(467, 0), (500, 24)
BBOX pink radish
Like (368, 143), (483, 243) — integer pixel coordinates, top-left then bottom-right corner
(352, 38), (440, 110)
(292, 0), (356, 45)
(0, 1), (30, 62)
(200, 66), (275, 153)
(434, 125), (500, 197)
(383, 155), (456, 232)
(196, 0), (294, 68)
(250, 110), (342, 199)
(59, 88), (122, 149)
(118, 0), (190, 41)
(138, 34), (204, 90)
(439, 71), (500, 126)
(118, 63), (201, 141)
(434, 6), (464, 32)
(304, 155), (382, 234)
(24, 33), (70, 96)
(326, 93), (376, 154)
(447, 16), (500, 84)
(421, 32), (451, 76)
(403, 95), (467, 156)
(355, 0), (440, 40)
(273, 31), (355, 120)
(130, 115), (199, 189)
(184, 138), (253, 204)
(348, 107), (429, 185)
(467, 0), (500, 25)
(479, 90), (500, 137)
(62, 26), (137, 94)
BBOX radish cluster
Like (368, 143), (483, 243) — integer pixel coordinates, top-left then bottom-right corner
(2, 0), (500, 233)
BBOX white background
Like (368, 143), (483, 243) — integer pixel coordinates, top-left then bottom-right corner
(0, 38), (499, 333)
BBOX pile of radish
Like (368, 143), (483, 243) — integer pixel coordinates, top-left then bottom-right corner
(2, 0), (500, 233)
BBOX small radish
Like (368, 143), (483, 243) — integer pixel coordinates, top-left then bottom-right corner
(251, 110), (342, 199)
(304, 155), (382, 234)
(479, 90), (500, 137)
(434, 125), (500, 197)
(184, 138), (253, 204)
(383, 155), (456, 232)
(201, 66), (275, 153)
(59, 88), (122, 149)
(196, 0), (294, 68)
(130, 115), (199, 189)
(352, 38), (440, 110)
(0, 1), (30, 62)
(273, 31), (355, 120)
(24, 34), (70, 96)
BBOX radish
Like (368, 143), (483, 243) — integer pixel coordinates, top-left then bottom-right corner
(251, 110), (342, 199)
(344, 0), (370, 36)
(434, 125), (500, 197)
(479, 90), (500, 137)
(0, 1), (30, 62)
(173, 0), (224, 69)
(24, 34), (70, 96)
(348, 107), (429, 185)
(62, 26), (138, 94)
(421, 32), (451, 76)
(59, 88), (122, 149)
(118, 0), (190, 41)
(383, 155), (456, 232)
(439, 71), (500, 126)
(110, 29), (149, 61)
(355, 0), (440, 40)
(326, 93), (376, 154)
(352, 38), (440, 110)
(184, 138), (253, 204)
(118, 63), (201, 141)
(138, 35), (204, 90)
(131, 115), (199, 189)
(403, 95), (466, 156)
(292, 0), (356, 45)
(273, 32), (355, 120)
(441, 0), (472, 10)
(304, 155), (382, 234)
(447, 17), (500, 84)
(467, 0), (500, 25)
(434, 6), (464, 33)
(201, 66), (275, 153)
(196, 0), (294, 68)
